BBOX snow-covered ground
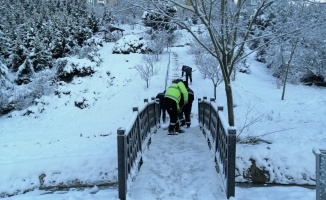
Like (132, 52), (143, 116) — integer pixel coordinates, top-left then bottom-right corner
(0, 24), (324, 199)
(0, 185), (316, 200)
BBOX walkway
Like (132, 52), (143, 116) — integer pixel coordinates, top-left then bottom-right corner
(127, 126), (227, 200)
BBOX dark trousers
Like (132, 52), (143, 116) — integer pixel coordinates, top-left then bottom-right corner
(186, 72), (192, 84)
(160, 107), (166, 123)
(184, 104), (192, 127)
(164, 97), (179, 132)
(179, 104), (192, 127)
(178, 112), (185, 126)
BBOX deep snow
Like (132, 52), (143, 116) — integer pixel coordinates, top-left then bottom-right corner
(0, 24), (324, 199)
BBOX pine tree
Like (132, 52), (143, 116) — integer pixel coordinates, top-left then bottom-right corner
(0, 59), (15, 115)
(87, 11), (100, 33)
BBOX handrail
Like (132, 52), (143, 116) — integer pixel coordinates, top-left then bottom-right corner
(198, 97), (236, 199)
(117, 98), (160, 200)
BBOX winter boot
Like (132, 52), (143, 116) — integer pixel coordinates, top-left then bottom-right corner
(176, 128), (185, 133)
(175, 123), (185, 133)
(168, 130), (178, 135)
(168, 125), (178, 135)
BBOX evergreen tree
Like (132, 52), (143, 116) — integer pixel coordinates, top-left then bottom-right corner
(100, 7), (115, 26)
(30, 36), (53, 72)
(0, 59), (15, 115)
(88, 11), (100, 33)
(142, 4), (177, 32)
(0, 59), (11, 86)
(0, 27), (11, 59)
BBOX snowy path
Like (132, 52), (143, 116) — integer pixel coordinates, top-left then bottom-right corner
(127, 126), (227, 200)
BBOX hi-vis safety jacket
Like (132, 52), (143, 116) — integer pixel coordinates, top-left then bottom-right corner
(165, 82), (188, 109)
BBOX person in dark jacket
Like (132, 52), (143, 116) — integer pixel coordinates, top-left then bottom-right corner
(178, 81), (194, 128)
(181, 65), (192, 85)
(156, 90), (166, 123)
(164, 79), (188, 135)
(178, 94), (186, 127)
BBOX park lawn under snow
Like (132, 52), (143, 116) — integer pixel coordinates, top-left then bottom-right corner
(0, 24), (325, 198)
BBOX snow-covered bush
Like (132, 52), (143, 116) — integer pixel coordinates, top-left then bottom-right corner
(239, 59), (252, 74)
(77, 38), (103, 66)
(112, 35), (149, 54)
(14, 60), (35, 85)
(5, 76), (56, 116)
(300, 70), (326, 87)
(86, 37), (103, 46)
(56, 57), (97, 82)
(0, 60), (58, 116)
(0, 60), (11, 86)
(0, 84), (15, 115)
(146, 30), (174, 58)
(30, 69), (57, 98)
(1, 62), (15, 115)
(0, 92), (14, 115)
(74, 97), (89, 109)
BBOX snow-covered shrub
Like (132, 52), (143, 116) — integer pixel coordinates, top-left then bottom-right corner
(18, 96), (52, 117)
(255, 48), (267, 63)
(0, 88), (15, 115)
(56, 57), (97, 82)
(147, 30), (175, 57)
(0, 61), (15, 115)
(74, 97), (89, 109)
(14, 60), (35, 85)
(8, 86), (35, 113)
(112, 35), (149, 54)
(0, 60), (58, 115)
(239, 59), (252, 74)
(30, 69), (57, 98)
(0, 60), (11, 87)
(83, 38), (104, 48)
(300, 70), (326, 87)
(78, 38), (103, 66)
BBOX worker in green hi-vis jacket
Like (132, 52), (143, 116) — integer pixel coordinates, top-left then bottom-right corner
(164, 79), (188, 135)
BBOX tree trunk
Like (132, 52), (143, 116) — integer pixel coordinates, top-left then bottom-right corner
(213, 82), (217, 99)
(281, 38), (298, 100)
(225, 80), (235, 126)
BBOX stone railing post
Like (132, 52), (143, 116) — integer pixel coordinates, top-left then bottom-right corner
(133, 106), (141, 143)
(313, 148), (326, 200)
(117, 129), (127, 200)
(227, 128), (236, 199)
(198, 98), (202, 127)
(203, 96), (207, 125)
(209, 98), (215, 131)
(144, 98), (150, 133)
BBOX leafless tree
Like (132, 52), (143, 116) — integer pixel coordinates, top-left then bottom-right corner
(141, 54), (158, 76)
(135, 63), (152, 88)
(190, 42), (223, 99)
